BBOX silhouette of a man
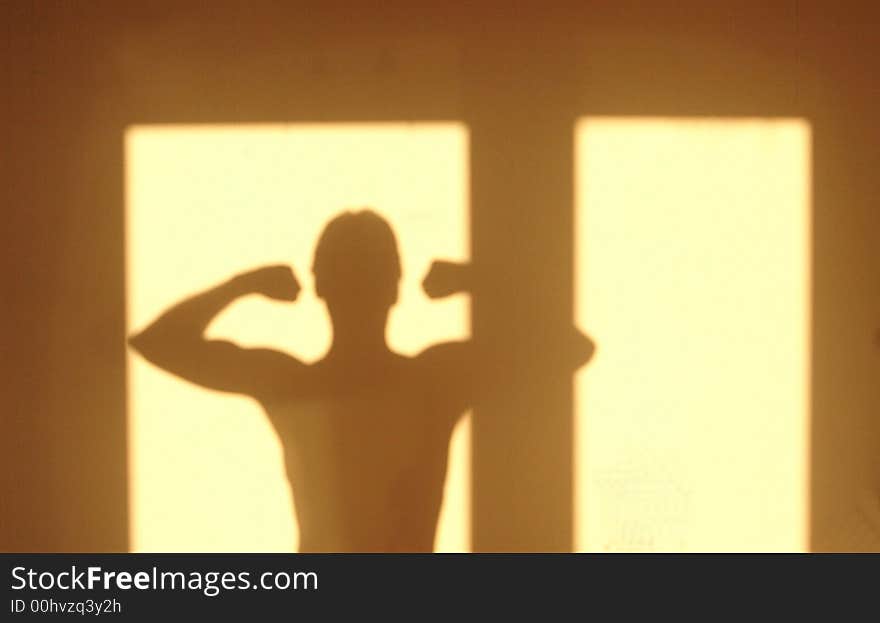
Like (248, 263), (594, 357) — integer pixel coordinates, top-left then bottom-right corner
(130, 209), (594, 552)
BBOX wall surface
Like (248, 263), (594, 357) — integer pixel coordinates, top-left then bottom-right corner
(2, 1), (878, 551)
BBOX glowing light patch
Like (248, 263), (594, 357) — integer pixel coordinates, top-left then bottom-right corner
(574, 117), (811, 552)
(126, 123), (470, 552)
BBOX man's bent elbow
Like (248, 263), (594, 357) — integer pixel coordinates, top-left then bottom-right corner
(127, 328), (165, 361)
(127, 331), (145, 353)
(574, 332), (597, 369)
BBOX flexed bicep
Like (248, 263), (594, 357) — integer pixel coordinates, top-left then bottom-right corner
(136, 338), (303, 401)
(129, 264), (306, 401)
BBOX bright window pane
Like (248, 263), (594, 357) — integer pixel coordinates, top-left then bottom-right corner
(575, 117), (811, 552)
(126, 123), (470, 552)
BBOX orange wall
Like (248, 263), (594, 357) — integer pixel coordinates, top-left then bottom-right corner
(2, 2), (878, 551)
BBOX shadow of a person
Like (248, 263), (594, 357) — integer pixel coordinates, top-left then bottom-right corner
(129, 209), (595, 552)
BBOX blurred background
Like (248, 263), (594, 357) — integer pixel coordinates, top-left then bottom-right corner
(2, 1), (878, 552)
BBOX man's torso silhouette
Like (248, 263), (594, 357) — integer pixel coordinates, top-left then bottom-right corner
(129, 209), (592, 552)
(257, 347), (468, 553)
(130, 209), (474, 552)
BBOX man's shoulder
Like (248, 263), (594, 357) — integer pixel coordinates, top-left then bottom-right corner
(414, 340), (471, 370)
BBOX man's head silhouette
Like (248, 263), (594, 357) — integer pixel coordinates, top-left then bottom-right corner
(312, 210), (401, 350)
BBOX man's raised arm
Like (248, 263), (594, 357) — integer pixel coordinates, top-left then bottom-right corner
(128, 265), (304, 400)
(417, 258), (597, 402)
